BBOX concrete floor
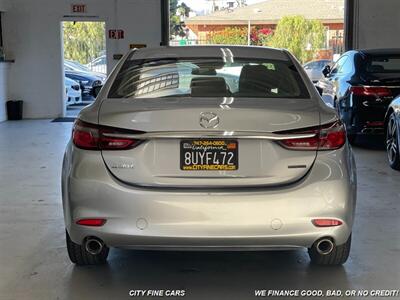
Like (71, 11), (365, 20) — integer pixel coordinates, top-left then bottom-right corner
(0, 120), (399, 300)
(66, 101), (92, 118)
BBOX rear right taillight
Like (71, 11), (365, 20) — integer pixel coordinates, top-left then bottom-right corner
(278, 121), (346, 151)
(350, 86), (392, 97)
(72, 119), (143, 150)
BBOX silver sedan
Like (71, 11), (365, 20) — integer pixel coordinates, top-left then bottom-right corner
(62, 46), (357, 266)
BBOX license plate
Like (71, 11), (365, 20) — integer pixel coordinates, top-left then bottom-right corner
(180, 139), (238, 171)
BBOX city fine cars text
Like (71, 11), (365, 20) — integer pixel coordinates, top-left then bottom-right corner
(129, 290), (185, 297)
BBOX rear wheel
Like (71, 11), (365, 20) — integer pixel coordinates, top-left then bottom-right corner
(66, 231), (109, 265)
(308, 235), (351, 265)
(386, 113), (400, 170)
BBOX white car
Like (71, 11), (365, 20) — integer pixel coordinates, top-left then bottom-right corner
(64, 60), (107, 82)
(65, 77), (82, 106)
(303, 59), (332, 83)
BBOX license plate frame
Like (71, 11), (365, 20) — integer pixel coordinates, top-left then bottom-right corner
(180, 139), (238, 171)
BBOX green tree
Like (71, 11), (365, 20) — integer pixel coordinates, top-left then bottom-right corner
(209, 27), (248, 45)
(170, 1), (193, 37)
(269, 16), (325, 63)
(170, 0), (179, 15)
(178, 2), (190, 17)
(63, 22), (105, 64)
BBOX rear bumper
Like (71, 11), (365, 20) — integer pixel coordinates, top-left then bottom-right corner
(342, 96), (388, 135)
(62, 143), (357, 250)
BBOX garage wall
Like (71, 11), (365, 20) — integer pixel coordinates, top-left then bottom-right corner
(352, 0), (400, 49)
(1, 0), (162, 119)
(0, 0), (10, 121)
(0, 0), (9, 11)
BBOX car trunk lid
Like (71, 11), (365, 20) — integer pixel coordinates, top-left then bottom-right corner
(99, 97), (320, 188)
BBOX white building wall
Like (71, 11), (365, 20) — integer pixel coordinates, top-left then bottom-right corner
(1, 0), (162, 119)
(0, 0), (10, 121)
(0, 64), (9, 122)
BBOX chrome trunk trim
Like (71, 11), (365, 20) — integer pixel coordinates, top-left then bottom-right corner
(102, 131), (316, 141)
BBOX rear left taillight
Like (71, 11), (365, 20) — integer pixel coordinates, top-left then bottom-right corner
(350, 86), (392, 97)
(278, 121), (346, 151)
(72, 119), (143, 150)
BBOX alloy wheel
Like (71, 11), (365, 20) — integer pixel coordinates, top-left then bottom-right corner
(386, 115), (398, 165)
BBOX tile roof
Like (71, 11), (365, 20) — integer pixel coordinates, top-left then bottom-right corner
(186, 0), (345, 25)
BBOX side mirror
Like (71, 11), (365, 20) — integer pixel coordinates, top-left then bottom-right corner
(322, 65), (331, 77)
(92, 85), (103, 98)
(315, 85), (323, 96)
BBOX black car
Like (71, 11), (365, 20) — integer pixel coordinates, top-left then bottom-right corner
(65, 70), (104, 99)
(318, 49), (400, 144)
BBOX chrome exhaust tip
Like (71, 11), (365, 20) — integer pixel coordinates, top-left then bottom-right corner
(316, 238), (335, 255)
(85, 237), (104, 255)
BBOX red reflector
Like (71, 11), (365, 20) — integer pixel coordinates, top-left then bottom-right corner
(312, 219), (343, 227)
(366, 121), (384, 127)
(76, 219), (106, 227)
(350, 86), (392, 97)
(72, 119), (143, 150)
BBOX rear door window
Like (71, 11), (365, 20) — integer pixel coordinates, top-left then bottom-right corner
(365, 55), (400, 73)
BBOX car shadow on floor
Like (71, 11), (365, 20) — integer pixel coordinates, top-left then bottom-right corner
(65, 249), (350, 299)
(352, 135), (385, 150)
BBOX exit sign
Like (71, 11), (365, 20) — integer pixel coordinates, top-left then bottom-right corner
(109, 29), (124, 39)
(71, 4), (86, 13)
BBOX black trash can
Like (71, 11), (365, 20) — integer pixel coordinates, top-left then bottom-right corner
(6, 100), (23, 120)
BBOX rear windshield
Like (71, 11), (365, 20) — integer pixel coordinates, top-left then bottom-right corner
(365, 55), (400, 73)
(108, 56), (310, 99)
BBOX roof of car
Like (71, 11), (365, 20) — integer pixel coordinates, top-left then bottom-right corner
(358, 48), (400, 56)
(129, 46), (290, 61)
(306, 59), (331, 63)
(65, 70), (101, 80)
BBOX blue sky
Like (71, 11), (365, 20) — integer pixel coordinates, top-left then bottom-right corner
(181, 0), (267, 12)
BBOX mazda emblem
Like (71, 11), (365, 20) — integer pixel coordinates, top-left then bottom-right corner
(199, 112), (219, 129)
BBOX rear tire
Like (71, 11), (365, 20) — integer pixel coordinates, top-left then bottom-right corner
(66, 230), (109, 265)
(308, 235), (351, 265)
(386, 113), (400, 170)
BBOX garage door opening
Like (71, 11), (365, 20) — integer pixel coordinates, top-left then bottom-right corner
(61, 21), (106, 117)
(169, 0), (345, 82)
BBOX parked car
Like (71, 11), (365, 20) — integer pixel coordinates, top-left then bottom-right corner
(317, 49), (400, 144)
(62, 46), (356, 266)
(64, 60), (107, 80)
(65, 70), (104, 99)
(86, 55), (107, 74)
(64, 77), (82, 106)
(385, 97), (400, 170)
(303, 59), (331, 83)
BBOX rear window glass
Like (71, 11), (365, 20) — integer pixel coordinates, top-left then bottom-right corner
(108, 56), (310, 99)
(365, 55), (400, 73)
